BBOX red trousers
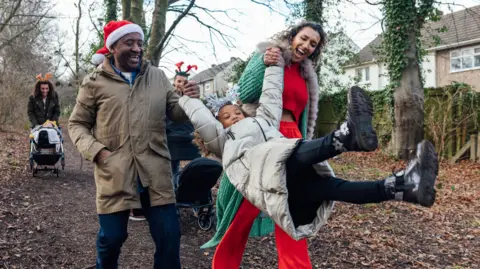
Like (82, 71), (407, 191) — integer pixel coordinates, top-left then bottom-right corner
(212, 121), (312, 269)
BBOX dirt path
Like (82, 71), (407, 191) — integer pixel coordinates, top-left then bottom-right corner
(1, 125), (479, 269)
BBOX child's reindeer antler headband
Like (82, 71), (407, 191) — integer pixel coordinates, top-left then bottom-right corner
(204, 85), (240, 117)
(35, 73), (53, 82)
(175, 61), (197, 77)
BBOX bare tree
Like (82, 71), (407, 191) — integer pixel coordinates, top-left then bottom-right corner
(0, 0), (57, 124)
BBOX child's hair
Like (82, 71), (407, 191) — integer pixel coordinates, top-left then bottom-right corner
(215, 103), (249, 120)
(205, 85), (241, 117)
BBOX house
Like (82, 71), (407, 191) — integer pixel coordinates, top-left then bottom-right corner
(191, 57), (240, 97)
(344, 5), (480, 91)
(318, 31), (361, 92)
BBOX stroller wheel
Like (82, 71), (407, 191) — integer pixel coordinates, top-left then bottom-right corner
(197, 212), (213, 231)
(29, 159), (34, 171)
(56, 168), (59, 178)
(61, 159), (65, 170)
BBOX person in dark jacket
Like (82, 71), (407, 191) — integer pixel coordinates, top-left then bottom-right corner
(27, 73), (61, 128)
(167, 62), (201, 186)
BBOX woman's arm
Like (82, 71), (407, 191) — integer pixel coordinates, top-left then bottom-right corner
(51, 92), (61, 123)
(27, 96), (39, 127)
(178, 96), (226, 158)
(237, 52), (266, 104)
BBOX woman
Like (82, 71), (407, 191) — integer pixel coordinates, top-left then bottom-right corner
(207, 21), (336, 268)
(27, 73), (60, 128)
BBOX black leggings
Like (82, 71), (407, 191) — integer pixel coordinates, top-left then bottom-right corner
(286, 135), (393, 226)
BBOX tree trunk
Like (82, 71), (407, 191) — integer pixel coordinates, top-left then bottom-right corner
(75, 0), (82, 88)
(122, 0), (131, 20)
(146, 0), (168, 66)
(105, 0), (118, 22)
(393, 29), (424, 160)
(130, 0), (146, 33)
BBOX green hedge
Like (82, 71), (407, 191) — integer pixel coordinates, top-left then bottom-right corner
(316, 82), (480, 157)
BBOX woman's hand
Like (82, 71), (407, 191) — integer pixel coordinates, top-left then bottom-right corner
(263, 47), (283, 66)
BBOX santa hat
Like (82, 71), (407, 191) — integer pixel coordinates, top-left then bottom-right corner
(91, 20), (144, 65)
(91, 47), (110, 65)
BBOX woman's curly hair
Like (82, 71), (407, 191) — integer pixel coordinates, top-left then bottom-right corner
(273, 20), (327, 66)
(32, 80), (55, 98)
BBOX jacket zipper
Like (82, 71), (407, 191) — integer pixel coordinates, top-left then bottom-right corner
(252, 118), (267, 142)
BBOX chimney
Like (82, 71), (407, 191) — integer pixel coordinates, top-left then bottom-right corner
(230, 57), (237, 62)
(211, 64), (216, 68)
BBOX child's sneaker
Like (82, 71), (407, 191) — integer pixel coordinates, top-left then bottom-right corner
(129, 209), (146, 221)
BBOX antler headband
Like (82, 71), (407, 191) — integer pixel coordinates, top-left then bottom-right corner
(175, 61), (198, 77)
(204, 85), (240, 117)
(35, 73), (53, 82)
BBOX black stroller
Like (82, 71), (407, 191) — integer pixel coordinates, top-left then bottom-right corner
(175, 157), (222, 231)
(29, 126), (65, 177)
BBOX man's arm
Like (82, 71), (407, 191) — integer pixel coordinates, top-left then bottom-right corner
(68, 76), (106, 162)
(160, 69), (189, 123)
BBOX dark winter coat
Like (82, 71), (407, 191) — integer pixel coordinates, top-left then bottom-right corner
(166, 118), (200, 161)
(27, 92), (61, 127)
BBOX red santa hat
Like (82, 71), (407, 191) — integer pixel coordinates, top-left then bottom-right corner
(91, 20), (144, 65)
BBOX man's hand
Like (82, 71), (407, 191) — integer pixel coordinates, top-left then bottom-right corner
(183, 80), (200, 99)
(263, 47), (283, 66)
(94, 149), (112, 164)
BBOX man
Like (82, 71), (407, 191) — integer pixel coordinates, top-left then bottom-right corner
(69, 20), (199, 269)
(167, 62), (201, 188)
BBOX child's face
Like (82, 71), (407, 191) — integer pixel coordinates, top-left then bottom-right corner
(218, 105), (245, 128)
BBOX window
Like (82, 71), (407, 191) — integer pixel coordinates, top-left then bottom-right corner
(355, 67), (370, 82)
(450, 46), (480, 72)
(355, 68), (362, 81)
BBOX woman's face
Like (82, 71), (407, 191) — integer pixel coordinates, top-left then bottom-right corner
(218, 104), (245, 128)
(40, 84), (49, 98)
(290, 26), (321, 63)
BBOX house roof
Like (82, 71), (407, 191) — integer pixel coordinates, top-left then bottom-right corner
(191, 58), (238, 84)
(354, 5), (480, 64)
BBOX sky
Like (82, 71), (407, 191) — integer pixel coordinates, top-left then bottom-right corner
(53, 0), (480, 77)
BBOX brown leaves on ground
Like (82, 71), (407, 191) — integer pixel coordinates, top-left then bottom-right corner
(0, 125), (479, 268)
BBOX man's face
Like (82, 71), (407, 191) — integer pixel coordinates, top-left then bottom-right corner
(111, 32), (143, 72)
(173, 75), (188, 92)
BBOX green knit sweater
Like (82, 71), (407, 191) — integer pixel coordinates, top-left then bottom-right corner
(201, 52), (309, 249)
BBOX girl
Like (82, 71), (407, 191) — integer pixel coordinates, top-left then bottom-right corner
(179, 60), (439, 268)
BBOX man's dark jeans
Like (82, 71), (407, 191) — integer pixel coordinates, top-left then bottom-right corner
(96, 184), (181, 269)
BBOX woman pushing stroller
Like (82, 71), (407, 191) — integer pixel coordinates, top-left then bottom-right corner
(178, 53), (439, 267)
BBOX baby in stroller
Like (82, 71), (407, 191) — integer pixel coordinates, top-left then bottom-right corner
(29, 120), (65, 177)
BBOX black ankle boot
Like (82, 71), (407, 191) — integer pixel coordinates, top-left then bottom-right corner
(332, 86), (378, 152)
(384, 140), (439, 207)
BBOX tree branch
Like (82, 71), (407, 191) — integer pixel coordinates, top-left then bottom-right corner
(0, 0), (23, 34)
(154, 0), (195, 56)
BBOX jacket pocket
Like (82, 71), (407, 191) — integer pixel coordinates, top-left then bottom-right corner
(94, 149), (127, 198)
(147, 142), (174, 194)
